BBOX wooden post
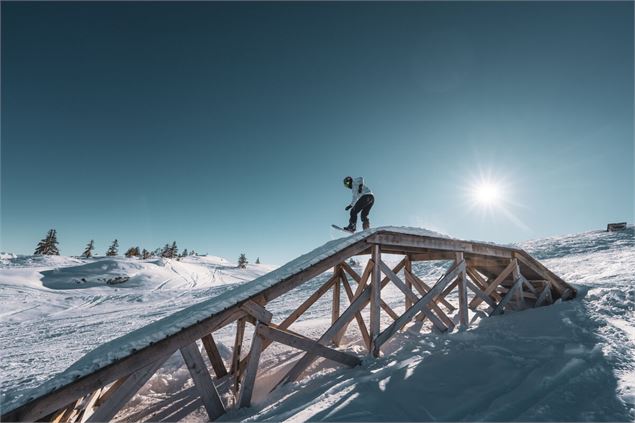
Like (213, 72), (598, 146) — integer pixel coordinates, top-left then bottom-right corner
(86, 359), (165, 422)
(231, 317), (246, 399)
(405, 256), (413, 310)
(333, 272), (370, 348)
(332, 267), (341, 326)
(201, 334), (228, 378)
(370, 245), (381, 357)
(238, 324), (265, 408)
(456, 252), (469, 330)
(180, 342), (226, 420)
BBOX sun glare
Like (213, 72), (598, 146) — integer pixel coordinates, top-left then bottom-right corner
(474, 183), (501, 206)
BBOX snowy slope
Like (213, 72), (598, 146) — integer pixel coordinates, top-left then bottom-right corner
(1, 227), (633, 421)
(0, 254), (275, 404)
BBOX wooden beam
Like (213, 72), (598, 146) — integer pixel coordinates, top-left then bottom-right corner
(201, 334), (228, 378)
(180, 343), (226, 420)
(404, 269), (455, 330)
(370, 245), (381, 357)
(368, 232), (513, 259)
(465, 279), (497, 309)
(94, 377), (128, 408)
(378, 260), (447, 332)
(332, 267), (341, 326)
(405, 257), (413, 309)
(373, 261), (465, 354)
(340, 261), (362, 283)
(408, 251), (458, 261)
(456, 253), (469, 330)
(77, 388), (103, 423)
(51, 400), (78, 423)
(404, 269), (456, 313)
(535, 284), (553, 307)
(239, 273), (341, 371)
(333, 272), (370, 349)
(85, 357), (164, 422)
(490, 277), (524, 316)
(277, 273), (338, 331)
(240, 301), (272, 325)
(237, 324), (265, 408)
(230, 317), (246, 398)
(514, 252), (573, 298)
(380, 299), (400, 321)
(466, 267), (502, 302)
(277, 285), (372, 386)
(258, 325), (361, 368)
(469, 259), (516, 309)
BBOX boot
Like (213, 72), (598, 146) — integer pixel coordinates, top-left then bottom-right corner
(343, 223), (356, 233)
(362, 220), (370, 230)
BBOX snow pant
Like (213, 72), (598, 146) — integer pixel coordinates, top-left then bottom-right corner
(349, 194), (374, 227)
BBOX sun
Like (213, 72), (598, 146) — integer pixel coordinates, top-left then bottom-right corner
(473, 182), (501, 207)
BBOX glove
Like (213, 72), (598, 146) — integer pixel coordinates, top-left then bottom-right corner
(345, 205), (352, 211)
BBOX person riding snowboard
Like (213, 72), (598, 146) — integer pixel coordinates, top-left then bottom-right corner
(342, 176), (374, 232)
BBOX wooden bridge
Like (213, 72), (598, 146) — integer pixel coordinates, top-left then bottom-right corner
(2, 227), (576, 422)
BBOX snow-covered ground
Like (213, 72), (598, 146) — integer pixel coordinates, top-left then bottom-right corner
(1, 227), (634, 421)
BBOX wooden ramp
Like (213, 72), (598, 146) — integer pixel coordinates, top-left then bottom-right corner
(2, 227), (576, 422)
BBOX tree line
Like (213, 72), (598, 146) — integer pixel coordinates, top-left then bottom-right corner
(33, 229), (259, 268)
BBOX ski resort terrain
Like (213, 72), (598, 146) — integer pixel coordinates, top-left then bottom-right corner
(1, 227), (634, 421)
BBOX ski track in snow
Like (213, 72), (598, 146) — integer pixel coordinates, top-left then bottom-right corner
(1, 228), (634, 421)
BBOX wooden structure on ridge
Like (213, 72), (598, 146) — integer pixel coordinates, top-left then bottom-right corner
(2, 228), (576, 422)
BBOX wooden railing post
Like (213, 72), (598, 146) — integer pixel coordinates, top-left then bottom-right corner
(370, 244), (381, 357)
(456, 252), (468, 330)
(405, 256), (413, 310)
(332, 266), (341, 326)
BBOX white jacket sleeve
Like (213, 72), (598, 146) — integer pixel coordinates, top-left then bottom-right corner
(350, 177), (371, 207)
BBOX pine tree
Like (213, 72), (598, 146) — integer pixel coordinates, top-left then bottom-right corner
(238, 253), (248, 269)
(348, 258), (358, 267)
(161, 244), (171, 258)
(125, 246), (140, 258)
(34, 229), (60, 255)
(141, 249), (151, 259)
(170, 241), (178, 258)
(106, 239), (119, 256)
(181, 249), (189, 257)
(255, 257), (261, 264)
(81, 240), (95, 258)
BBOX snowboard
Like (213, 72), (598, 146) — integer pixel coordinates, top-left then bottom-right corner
(331, 224), (354, 233)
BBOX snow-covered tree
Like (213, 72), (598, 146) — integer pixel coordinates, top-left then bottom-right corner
(161, 242), (178, 259)
(348, 258), (359, 267)
(238, 253), (248, 269)
(181, 249), (189, 257)
(34, 229), (60, 255)
(141, 249), (151, 259)
(153, 248), (162, 257)
(124, 246), (140, 258)
(106, 239), (119, 256)
(255, 257), (261, 264)
(81, 240), (95, 258)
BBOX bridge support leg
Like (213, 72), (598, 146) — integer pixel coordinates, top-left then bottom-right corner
(181, 343), (226, 421)
(456, 252), (469, 330)
(370, 245), (381, 357)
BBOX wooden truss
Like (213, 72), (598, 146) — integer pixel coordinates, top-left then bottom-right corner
(3, 230), (575, 422)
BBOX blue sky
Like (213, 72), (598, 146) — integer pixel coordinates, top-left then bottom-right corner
(1, 2), (633, 264)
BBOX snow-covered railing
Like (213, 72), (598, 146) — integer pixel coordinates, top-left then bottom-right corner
(2, 227), (576, 422)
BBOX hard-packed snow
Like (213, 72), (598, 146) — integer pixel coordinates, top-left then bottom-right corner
(1, 226), (633, 421)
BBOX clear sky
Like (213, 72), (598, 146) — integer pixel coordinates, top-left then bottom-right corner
(1, 1), (633, 264)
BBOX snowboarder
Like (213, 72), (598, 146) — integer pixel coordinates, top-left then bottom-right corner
(341, 176), (374, 232)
